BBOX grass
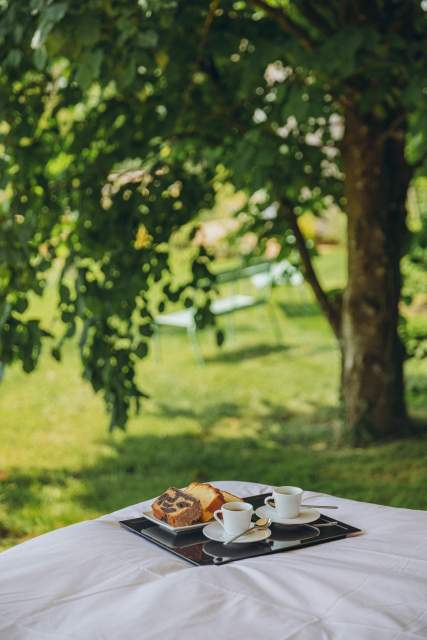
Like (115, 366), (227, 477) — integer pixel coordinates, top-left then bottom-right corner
(0, 249), (427, 551)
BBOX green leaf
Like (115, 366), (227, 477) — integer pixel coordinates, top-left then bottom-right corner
(23, 357), (36, 373)
(30, 0), (45, 11)
(312, 27), (366, 78)
(77, 17), (101, 47)
(34, 46), (47, 70)
(15, 297), (28, 314)
(14, 24), (24, 44)
(44, 3), (67, 24)
(6, 49), (22, 67)
(215, 328), (225, 347)
(61, 310), (74, 323)
(139, 323), (153, 337)
(51, 347), (62, 362)
(406, 116), (427, 164)
(135, 342), (148, 358)
(31, 26), (49, 49)
(75, 49), (103, 89)
(59, 284), (71, 304)
(138, 30), (158, 48)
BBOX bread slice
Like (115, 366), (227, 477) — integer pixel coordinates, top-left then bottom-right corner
(184, 482), (226, 522)
(221, 489), (242, 503)
(152, 487), (202, 527)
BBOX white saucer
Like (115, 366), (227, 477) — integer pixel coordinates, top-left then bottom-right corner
(203, 521), (271, 544)
(255, 505), (320, 526)
(142, 509), (206, 533)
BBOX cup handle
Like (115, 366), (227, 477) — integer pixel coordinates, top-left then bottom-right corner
(213, 510), (225, 528)
(264, 496), (275, 509)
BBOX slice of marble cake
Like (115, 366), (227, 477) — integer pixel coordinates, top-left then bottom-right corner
(152, 487), (202, 527)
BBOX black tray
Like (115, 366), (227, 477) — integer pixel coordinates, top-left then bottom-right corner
(119, 493), (362, 566)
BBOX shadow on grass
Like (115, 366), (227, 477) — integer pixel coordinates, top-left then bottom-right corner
(205, 342), (289, 365)
(279, 301), (321, 318)
(0, 431), (297, 542)
(76, 430), (336, 515)
(153, 400), (242, 437)
(75, 420), (427, 515)
(0, 468), (75, 543)
(150, 396), (339, 442)
(0, 401), (340, 542)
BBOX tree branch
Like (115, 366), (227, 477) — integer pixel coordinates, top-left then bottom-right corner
(178, 1), (221, 125)
(250, 0), (314, 50)
(169, 128), (224, 145)
(279, 199), (342, 338)
(295, 1), (335, 38)
(196, 0), (221, 66)
(378, 113), (406, 145)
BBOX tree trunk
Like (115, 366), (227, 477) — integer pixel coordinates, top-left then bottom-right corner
(341, 110), (412, 443)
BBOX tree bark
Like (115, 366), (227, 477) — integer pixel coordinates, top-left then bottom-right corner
(341, 110), (412, 443)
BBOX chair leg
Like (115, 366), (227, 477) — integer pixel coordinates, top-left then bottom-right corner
(296, 283), (310, 314)
(226, 314), (235, 343)
(187, 326), (205, 365)
(152, 326), (162, 362)
(266, 302), (283, 344)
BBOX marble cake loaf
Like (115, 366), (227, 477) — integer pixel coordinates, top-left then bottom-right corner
(151, 487), (202, 527)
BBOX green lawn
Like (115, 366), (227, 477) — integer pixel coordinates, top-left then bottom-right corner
(1, 249), (427, 551)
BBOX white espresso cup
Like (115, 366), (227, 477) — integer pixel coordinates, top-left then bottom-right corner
(264, 486), (303, 518)
(213, 501), (253, 535)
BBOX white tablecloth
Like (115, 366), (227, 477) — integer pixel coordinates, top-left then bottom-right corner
(1, 480), (427, 639)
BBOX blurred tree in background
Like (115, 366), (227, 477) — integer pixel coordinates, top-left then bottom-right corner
(0, 0), (426, 443)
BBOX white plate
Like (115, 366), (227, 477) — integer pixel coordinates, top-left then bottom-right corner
(255, 505), (320, 526)
(142, 509), (206, 533)
(203, 521), (271, 544)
